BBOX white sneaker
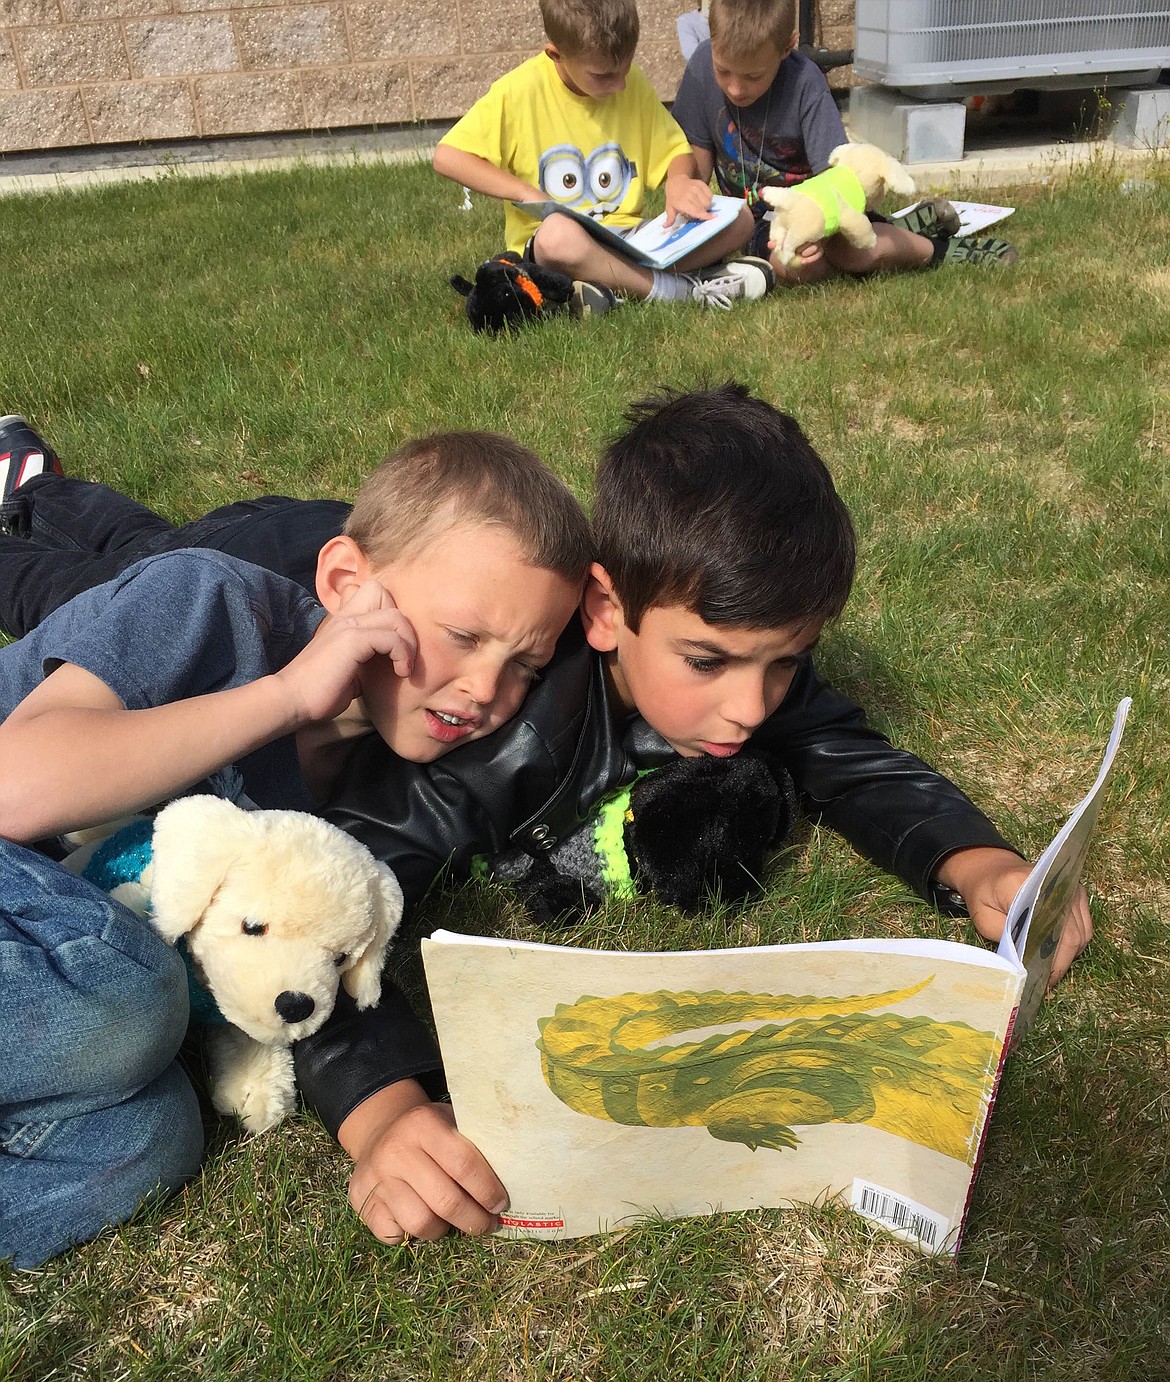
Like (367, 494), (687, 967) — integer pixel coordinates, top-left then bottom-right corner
(723, 256), (776, 299)
(687, 256), (775, 308)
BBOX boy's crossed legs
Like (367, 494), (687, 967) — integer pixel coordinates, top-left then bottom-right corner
(531, 204), (774, 311)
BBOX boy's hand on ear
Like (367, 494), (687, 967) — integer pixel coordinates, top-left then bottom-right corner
(276, 579), (418, 724)
(936, 846), (1094, 991)
(342, 1080), (507, 1245)
(333, 578), (417, 679)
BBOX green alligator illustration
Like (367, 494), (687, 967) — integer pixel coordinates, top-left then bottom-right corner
(536, 980), (999, 1164)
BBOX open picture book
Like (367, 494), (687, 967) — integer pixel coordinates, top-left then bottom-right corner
(422, 699), (1130, 1256)
(513, 194), (744, 269)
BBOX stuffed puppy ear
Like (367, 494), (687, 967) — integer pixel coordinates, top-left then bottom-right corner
(148, 796), (252, 942)
(342, 860), (404, 1009)
(880, 155), (917, 200)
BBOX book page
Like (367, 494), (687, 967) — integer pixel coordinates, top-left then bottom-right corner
(514, 194), (742, 269)
(998, 697), (1131, 1035)
(424, 935), (1022, 1253)
(620, 195), (743, 264)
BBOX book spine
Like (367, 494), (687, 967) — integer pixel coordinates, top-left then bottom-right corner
(953, 1001), (1021, 1252)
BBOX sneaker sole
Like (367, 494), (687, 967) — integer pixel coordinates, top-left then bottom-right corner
(901, 199), (962, 239)
(571, 282), (617, 319)
(945, 238), (1019, 267)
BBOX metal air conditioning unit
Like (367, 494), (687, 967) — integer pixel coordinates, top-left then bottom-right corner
(854, 1), (1170, 98)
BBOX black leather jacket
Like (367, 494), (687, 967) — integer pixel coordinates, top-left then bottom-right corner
(295, 621), (1014, 1136)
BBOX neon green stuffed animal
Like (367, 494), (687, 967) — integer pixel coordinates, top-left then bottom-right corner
(761, 142), (917, 269)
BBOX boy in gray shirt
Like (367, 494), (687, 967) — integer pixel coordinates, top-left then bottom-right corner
(672, 0), (1019, 278)
(0, 430), (590, 1268)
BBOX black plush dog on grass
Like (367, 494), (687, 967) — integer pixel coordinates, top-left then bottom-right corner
(487, 752), (799, 927)
(450, 252), (575, 334)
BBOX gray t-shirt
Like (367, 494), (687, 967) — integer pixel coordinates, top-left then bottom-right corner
(0, 549), (327, 813)
(673, 43), (846, 220)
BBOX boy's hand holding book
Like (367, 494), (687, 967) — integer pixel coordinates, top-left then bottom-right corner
(937, 844), (1093, 989)
(341, 1079), (508, 1245)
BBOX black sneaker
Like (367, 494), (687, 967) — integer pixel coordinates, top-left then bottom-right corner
(900, 198), (962, 239)
(570, 281), (619, 319)
(0, 415), (64, 503)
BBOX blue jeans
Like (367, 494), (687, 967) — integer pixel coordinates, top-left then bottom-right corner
(0, 841), (204, 1267)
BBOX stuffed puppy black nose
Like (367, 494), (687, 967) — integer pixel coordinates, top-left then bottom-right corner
(274, 991), (315, 1024)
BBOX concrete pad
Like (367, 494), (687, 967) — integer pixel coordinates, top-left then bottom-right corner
(1109, 87), (1170, 149)
(849, 85), (967, 164)
(0, 123), (452, 198)
(873, 136), (1167, 196)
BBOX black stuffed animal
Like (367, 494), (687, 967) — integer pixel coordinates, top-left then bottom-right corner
(486, 751), (799, 927)
(450, 252), (575, 334)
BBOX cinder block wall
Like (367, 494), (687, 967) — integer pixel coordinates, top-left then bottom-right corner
(0, 0), (855, 155)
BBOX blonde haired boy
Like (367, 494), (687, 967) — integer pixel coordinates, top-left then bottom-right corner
(674, 0), (1018, 279)
(0, 425), (591, 1267)
(433, 0), (774, 313)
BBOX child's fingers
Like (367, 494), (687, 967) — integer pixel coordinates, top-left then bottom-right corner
(366, 614), (415, 679)
(338, 575), (400, 616)
(350, 1162), (436, 1242)
(390, 1108), (507, 1235)
(353, 1183), (408, 1245)
(333, 580), (417, 676)
(426, 1129), (509, 1228)
(356, 1158), (499, 1242)
(673, 183), (715, 220)
(1047, 887), (1093, 990)
(349, 1104), (506, 1241)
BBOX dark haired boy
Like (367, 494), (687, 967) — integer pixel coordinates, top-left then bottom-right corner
(0, 393), (1090, 1252)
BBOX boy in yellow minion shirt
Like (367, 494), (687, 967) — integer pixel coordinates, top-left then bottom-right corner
(433, 0), (775, 314)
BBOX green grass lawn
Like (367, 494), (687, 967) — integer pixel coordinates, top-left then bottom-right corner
(2, 155), (1169, 1381)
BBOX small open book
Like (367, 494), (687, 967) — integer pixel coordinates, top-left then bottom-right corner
(514, 195), (743, 269)
(423, 699), (1130, 1256)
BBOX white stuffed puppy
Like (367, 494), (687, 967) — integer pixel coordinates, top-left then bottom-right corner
(760, 142), (917, 269)
(66, 796), (403, 1133)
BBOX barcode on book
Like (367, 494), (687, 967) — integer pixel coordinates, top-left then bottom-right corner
(850, 1179), (950, 1253)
